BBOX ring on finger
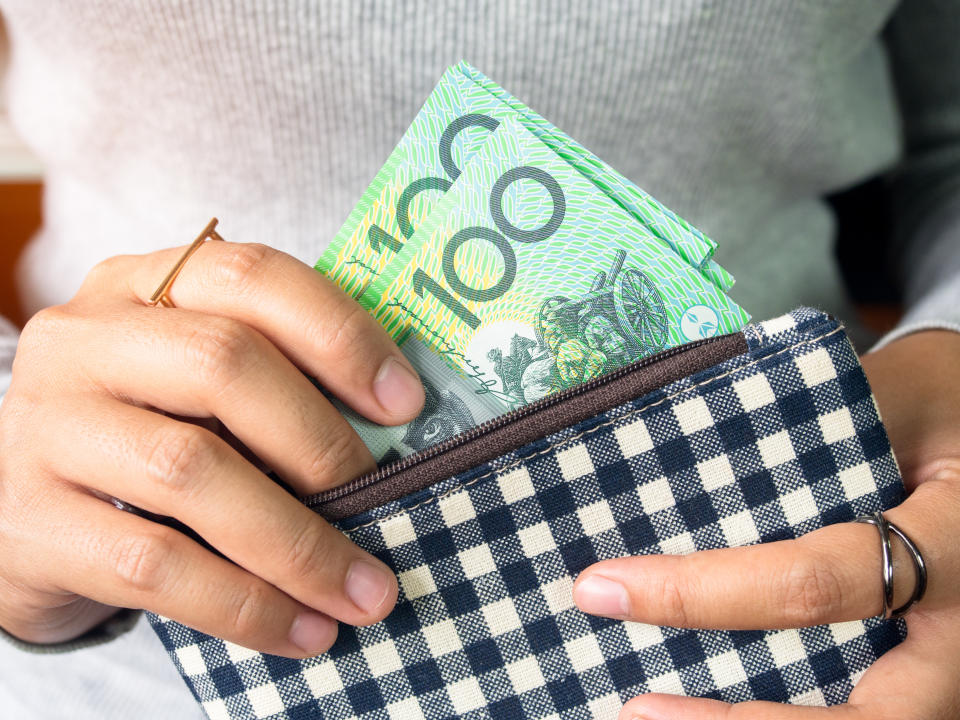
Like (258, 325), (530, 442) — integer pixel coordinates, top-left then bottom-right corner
(148, 218), (224, 307)
(855, 511), (927, 619)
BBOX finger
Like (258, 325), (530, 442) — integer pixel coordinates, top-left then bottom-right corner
(41, 396), (398, 627)
(46, 489), (338, 658)
(619, 611), (960, 720)
(847, 610), (960, 718)
(113, 241), (424, 423)
(573, 521), (881, 629)
(617, 694), (858, 720)
(65, 304), (376, 492)
(573, 479), (955, 629)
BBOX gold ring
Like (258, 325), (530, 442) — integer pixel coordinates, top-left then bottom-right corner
(148, 218), (225, 307)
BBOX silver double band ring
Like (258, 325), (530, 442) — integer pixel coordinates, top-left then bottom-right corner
(855, 511), (927, 619)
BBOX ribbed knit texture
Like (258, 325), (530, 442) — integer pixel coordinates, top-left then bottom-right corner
(0, 1), (926, 324)
(0, 2), (958, 718)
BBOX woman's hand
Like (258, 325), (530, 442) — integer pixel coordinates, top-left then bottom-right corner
(0, 240), (425, 658)
(572, 329), (960, 719)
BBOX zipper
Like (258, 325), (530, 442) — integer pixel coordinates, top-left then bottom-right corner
(304, 331), (747, 518)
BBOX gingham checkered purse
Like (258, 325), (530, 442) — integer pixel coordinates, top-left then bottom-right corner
(148, 308), (906, 719)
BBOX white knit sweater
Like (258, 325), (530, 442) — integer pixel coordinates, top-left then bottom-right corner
(0, 2), (958, 718)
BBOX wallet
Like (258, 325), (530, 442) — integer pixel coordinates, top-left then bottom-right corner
(147, 308), (906, 719)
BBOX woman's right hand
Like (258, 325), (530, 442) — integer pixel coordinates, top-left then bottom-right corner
(0, 239), (425, 658)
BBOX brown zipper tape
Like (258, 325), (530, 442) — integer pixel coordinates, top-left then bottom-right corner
(312, 332), (747, 521)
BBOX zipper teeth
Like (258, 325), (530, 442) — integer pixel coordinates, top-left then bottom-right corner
(306, 337), (721, 506)
(305, 336), (723, 508)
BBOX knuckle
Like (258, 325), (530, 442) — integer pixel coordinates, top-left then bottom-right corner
(111, 532), (173, 593)
(303, 430), (367, 486)
(226, 583), (272, 640)
(213, 243), (276, 293)
(85, 255), (128, 286)
(17, 306), (72, 360)
(657, 572), (693, 628)
(184, 319), (257, 389)
(282, 521), (331, 583)
(782, 556), (845, 624)
(0, 447), (48, 515)
(144, 425), (217, 493)
(311, 297), (372, 358)
(0, 395), (29, 448)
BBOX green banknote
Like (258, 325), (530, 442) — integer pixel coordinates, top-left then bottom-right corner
(361, 116), (750, 409)
(316, 62), (731, 300)
(315, 62), (747, 461)
(315, 65), (499, 300)
(456, 62), (734, 293)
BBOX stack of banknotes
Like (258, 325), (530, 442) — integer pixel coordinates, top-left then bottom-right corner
(316, 62), (750, 465)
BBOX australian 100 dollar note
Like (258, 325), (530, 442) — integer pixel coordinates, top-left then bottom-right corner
(316, 62), (730, 301)
(317, 63), (746, 462)
(360, 115), (750, 410)
(456, 62), (734, 293)
(315, 65), (502, 300)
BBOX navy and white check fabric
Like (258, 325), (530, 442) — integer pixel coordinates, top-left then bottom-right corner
(149, 309), (906, 719)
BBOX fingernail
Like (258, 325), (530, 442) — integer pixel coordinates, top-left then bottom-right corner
(289, 612), (336, 655)
(345, 560), (394, 614)
(373, 356), (424, 417)
(574, 575), (631, 617)
(625, 711), (665, 720)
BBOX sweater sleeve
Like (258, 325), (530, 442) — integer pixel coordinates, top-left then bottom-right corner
(0, 314), (17, 403)
(875, 0), (960, 348)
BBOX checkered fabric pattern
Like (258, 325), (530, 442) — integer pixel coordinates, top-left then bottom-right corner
(149, 308), (906, 720)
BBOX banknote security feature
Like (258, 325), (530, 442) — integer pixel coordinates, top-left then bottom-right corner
(319, 62), (750, 461)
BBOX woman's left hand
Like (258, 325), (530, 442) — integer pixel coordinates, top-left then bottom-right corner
(572, 329), (960, 719)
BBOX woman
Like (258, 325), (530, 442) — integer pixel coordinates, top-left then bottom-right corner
(0, 2), (958, 718)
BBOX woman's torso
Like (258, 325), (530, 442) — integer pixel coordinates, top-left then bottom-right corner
(1, 0), (901, 330)
(0, 2), (906, 717)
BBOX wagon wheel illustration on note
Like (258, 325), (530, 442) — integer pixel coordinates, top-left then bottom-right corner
(533, 249), (670, 386)
(612, 261), (669, 355)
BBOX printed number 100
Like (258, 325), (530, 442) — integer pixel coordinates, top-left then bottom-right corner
(410, 165), (566, 330)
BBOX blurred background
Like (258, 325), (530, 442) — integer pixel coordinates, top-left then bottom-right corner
(0, 20), (42, 328)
